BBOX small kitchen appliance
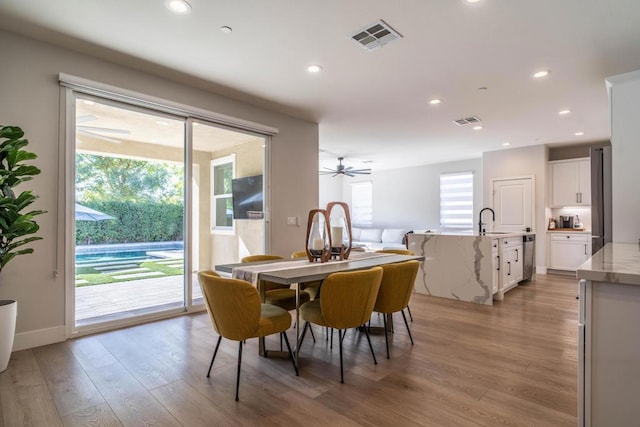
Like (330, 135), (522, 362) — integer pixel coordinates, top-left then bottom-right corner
(560, 215), (573, 229)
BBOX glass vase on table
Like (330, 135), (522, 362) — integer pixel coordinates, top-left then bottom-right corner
(305, 209), (331, 263)
(326, 201), (353, 260)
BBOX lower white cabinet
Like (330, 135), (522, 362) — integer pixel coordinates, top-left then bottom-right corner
(548, 233), (591, 271)
(501, 237), (523, 292)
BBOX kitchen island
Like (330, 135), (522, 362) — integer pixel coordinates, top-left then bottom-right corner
(407, 231), (531, 305)
(576, 243), (640, 426)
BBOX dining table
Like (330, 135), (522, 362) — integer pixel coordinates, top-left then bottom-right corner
(215, 251), (424, 367)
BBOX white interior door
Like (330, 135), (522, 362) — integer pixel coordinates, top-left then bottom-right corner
(492, 177), (534, 232)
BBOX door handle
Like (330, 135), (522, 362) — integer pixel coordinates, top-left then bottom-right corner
(515, 249), (519, 262)
(576, 192), (579, 203)
(507, 261), (511, 275)
(497, 255), (500, 270)
(584, 244), (587, 255)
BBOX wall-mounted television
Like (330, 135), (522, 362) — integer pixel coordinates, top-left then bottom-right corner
(232, 175), (264, 219)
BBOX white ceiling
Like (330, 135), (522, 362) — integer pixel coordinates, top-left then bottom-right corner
(2, 0), (640, 171)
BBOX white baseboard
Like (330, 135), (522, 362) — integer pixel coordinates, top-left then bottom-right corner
(13, 326), (66, 351)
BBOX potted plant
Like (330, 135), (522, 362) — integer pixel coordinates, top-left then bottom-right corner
(0, 125), (45, 373)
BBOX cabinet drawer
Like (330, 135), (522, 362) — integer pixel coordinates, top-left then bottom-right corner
(550, 233), (589, 243)
(502, 238), (523, 248)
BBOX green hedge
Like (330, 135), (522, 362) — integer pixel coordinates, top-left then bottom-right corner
(76, 201), (183, 244)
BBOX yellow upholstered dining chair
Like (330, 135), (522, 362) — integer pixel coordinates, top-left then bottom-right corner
(376, 249), (415, 322)
(241, 255), (312, 310)
(198, 271), (298, 401)
(299, 266), (383, 383)
(373, 260), (420, 359)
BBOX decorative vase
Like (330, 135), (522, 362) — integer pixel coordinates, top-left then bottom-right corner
(305, 209), (331, 262)
(0, 299), (17, 373)
(326, 201), (353, 260)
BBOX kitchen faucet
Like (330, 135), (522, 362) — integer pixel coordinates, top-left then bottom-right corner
(478, 207), (495, 234)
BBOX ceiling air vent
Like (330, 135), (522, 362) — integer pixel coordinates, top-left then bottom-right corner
(453, 116), (482, 126)
(351, 20), (402, 51)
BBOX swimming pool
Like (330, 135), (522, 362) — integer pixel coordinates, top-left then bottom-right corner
(75, 242), (183, 265)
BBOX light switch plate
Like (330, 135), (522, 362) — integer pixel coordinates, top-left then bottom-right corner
(286, 216), (299, 226)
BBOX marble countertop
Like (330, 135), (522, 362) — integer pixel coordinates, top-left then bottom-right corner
(577, 242), (640, 286)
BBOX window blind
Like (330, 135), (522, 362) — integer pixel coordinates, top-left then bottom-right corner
(351, 181), (373, 225)
(440, 172), (473, 229)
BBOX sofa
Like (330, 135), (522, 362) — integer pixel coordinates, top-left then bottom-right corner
(350, 227), (410, 250)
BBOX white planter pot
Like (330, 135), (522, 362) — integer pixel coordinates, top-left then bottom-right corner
(0, 299), (17, 373)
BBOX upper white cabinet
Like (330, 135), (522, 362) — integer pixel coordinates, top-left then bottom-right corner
(550, 158), (591, 207)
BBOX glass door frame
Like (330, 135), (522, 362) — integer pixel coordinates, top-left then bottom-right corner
(60, 79), (274, 339)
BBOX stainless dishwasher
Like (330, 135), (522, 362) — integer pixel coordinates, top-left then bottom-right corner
(522, 234), (535, 281)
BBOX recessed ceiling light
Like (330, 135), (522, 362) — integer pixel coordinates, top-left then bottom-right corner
(307, 65), (322, 73)
(429, 98), (442, 105)
(220, 26), (232, 34)
(462, 0), (482, 4)
(502, 142), (511, 146)
(533, 70), (551, 79)
(473, 125), (483, 130)
(559, 109), (571, 115)
(575, 131), (585, 136)
(166, 0), (191, 14)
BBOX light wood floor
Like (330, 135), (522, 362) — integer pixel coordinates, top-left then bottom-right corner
(0, 273), (578, 426)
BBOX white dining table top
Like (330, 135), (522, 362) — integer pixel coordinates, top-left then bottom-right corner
(216, 252), (424, 285)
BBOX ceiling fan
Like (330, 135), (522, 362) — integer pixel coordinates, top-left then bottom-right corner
(76, 114), (131, 144)
(319, 157), (372, 177)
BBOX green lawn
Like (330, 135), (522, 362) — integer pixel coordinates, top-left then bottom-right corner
(75, 259), (184, 287)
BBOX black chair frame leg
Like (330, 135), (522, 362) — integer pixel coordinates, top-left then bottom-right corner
(338, 328), (344, 383)
(309, 324), (316, 343)
(235, 340), (243, 401)
(406, 305), (413, 322)
(207, 335), (222, 377)
(299, 322), (310, 349)
(281, 332), (299, 376)
(401, 310), (414, 345)
(383, 314), (390, 359)
(362, 324), (378, 365)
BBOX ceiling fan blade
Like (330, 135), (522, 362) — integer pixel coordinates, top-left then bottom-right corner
(77, 129), (123, 144)
(349, 169), (372, 174)
(77, 114), (97, 124)
(77, 125), (131, 135)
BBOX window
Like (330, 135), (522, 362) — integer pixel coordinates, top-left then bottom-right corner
(211, 154), (235, 231)
(440, 172), (473, 229)
(351, 181), (373, 225)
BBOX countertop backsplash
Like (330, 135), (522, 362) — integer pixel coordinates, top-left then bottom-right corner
(549, 206), (591, 231)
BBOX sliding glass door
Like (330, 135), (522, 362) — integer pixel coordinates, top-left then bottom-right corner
(70, 94), (266, 330)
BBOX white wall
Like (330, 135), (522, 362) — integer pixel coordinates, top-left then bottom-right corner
(319, 158), (482, 231)
(0, 30), (318, 348)
(607, 70), (640, 243)
(482, 145), (548, 271)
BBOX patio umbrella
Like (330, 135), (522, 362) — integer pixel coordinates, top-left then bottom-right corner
(75, 203), (115, 221)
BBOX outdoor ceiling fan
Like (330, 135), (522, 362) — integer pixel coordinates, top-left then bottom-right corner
(76, 114), (131, 144)
(319, 157), (372, 177)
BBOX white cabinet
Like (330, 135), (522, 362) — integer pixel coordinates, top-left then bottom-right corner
(550, 158), (591, 207)
(548, 233), (591, 271)
(501, 237), (523, 292)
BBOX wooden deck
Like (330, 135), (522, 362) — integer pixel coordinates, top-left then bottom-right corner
(75, 275), (203, 323)
(3, 273), (579, 426)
